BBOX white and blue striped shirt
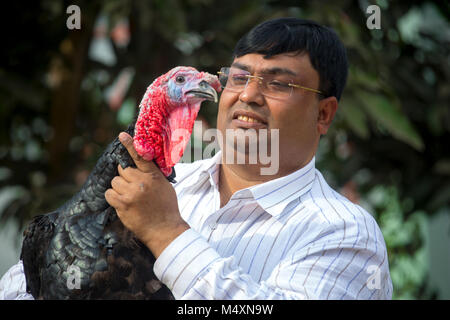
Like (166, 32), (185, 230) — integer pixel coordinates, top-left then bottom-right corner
(156, 151), (392, 299)
(0, 151), (392, 300)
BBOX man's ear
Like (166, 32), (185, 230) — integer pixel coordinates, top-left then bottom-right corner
(317, 96), (338, 135)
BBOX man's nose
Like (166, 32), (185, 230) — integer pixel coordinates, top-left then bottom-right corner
(239, 78), (264, 106)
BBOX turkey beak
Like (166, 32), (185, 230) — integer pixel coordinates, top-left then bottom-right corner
(186, 80), (218, 103)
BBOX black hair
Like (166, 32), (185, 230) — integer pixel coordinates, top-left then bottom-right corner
(233, 17), (348, 101)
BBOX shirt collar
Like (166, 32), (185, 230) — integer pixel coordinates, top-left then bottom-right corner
(249, 156), (316, 218)
(182, 151), (316, 218)
(180, 151), (221, 189)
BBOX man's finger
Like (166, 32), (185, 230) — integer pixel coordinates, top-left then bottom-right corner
(111, 176), (129, 194)
(119, 132), (158, 173)
(105, 189), (126, 210)
(118, 164), (140, 182)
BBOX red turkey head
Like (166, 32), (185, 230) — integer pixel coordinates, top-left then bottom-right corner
(133, 66), (221, 177)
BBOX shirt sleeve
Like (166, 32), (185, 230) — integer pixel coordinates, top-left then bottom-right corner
(0, 261), (34, 300)
(154, 228), (305, 300)
(154, 224), (392, 300)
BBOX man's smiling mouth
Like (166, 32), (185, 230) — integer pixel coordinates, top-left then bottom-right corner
(232, 110), (268, 127)
(236, 115), (263, 124)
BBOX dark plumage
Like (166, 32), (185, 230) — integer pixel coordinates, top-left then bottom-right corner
(21, 122), (174, 299)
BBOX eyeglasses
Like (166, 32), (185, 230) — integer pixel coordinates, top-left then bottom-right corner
(217, 67), (325, 100)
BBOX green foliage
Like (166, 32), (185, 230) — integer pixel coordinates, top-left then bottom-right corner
(117, 98), (136, 126)
(365, 185), (430, 299)
(356, 91), (424, 151)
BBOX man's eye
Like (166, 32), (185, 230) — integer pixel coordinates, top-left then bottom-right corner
(231, 75), (248, 84)
(268, 80), (290, 88)
(176, 75), (185, 84)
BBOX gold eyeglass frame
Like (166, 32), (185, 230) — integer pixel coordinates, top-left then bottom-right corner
(217, 68), (325, 97)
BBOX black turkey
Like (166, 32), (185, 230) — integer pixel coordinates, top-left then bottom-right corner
(20, 66), (220, 299)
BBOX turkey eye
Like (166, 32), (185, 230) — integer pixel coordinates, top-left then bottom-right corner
(176, 75), (185, 84)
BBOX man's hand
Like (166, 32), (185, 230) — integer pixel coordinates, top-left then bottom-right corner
(105, 132), (190, 258)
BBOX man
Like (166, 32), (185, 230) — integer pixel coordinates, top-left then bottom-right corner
(0, 17), (392, 299)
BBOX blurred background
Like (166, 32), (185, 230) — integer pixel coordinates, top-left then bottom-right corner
(0, 0), (448, 299)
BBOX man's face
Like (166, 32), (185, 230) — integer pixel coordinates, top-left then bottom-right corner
(216, 52), (324, 175)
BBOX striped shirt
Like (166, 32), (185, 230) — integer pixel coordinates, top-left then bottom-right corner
(0, 151), (392, 299)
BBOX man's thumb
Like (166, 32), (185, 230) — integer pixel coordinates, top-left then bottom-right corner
(119, 132), (157, 173)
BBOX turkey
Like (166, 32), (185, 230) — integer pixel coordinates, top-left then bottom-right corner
(20, 66), (221, 299)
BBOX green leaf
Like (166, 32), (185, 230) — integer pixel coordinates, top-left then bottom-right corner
(117, 97), (136, 126)
(357, 91), (424, 151)
(348, 67), (381, 91)
(340, 95), (370, 139)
